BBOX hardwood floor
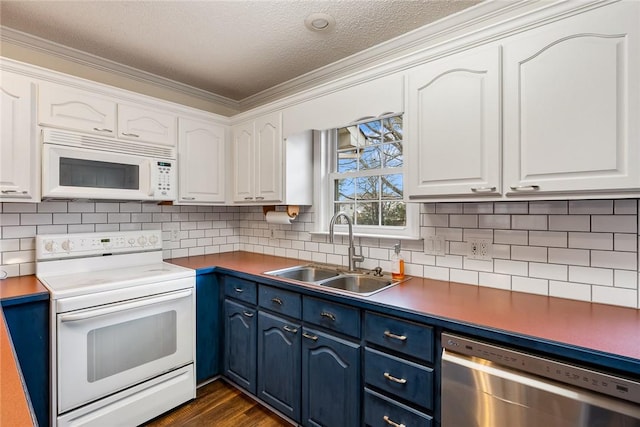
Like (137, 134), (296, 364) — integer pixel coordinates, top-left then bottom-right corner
(143, 380), (292, 427)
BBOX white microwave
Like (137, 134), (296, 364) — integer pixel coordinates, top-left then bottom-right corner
(42, 129), (177, 201)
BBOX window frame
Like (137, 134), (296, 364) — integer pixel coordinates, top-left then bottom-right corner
(314, 114), (419, 240)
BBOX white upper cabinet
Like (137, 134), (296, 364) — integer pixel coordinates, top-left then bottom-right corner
(231, 111), (312, 205)
(178, 117), (226, 204)
(39, 83), (117, 136)
(0, 72), (39, 202)
(232, 112), (283, 204)
(118, 104), (177, 147)
(503, 1), (640, 195)
(406, 46), (501, 199)
(254, 113), (283, 203)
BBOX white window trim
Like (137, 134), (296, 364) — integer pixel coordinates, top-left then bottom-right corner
(313, 124), (419, 240)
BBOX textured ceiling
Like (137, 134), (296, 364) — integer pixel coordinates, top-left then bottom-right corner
(0, 0), (482, 101)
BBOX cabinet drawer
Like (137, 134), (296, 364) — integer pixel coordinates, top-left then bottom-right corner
(259, 285), (301, 319)
(224, 276), (257, 305)
(364, 388), (432, 427)
(364, 312), (433, 363)
(364, 348), (433, 410)
(303, 296), (360, 338)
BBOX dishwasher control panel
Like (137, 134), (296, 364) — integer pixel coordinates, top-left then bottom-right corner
(442, 333), (640, 406)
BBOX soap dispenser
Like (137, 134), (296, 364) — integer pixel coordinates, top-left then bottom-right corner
(391, 241), (405, 280)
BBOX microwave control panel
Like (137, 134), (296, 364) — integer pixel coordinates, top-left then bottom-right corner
(153, 160), (176, 200)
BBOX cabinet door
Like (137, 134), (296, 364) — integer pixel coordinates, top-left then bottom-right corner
(503, 1), (640, 194)
(118, 103), (176, 146)
(39, 83), (117, 135)
(254, 112), (283, 203)
(301, 327), (360, 427)
(178, 118), (226, 203)
(224, 299), (257, 393)
(231, 121), (255, 202)
(257, 311), (301, 422)
(406, 46), (501, 198)
(1, 72), (38, 201)
(196, 274), (220, 383)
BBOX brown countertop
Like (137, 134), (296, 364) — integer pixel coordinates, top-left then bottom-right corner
(171, 251), (640, 362)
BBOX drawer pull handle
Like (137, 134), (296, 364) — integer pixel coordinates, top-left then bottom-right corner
(271, 297), (283, 305)
(93, 127), (113, 133)
(283, 325), (298, 334)
(383, 415), (405, 427)
(234, 287), (244, 293)
(121, 132), (140, 137)
(384, 331), (407, 341)
(383, 372), (407, 384)
(320, 311), (336, 321)
(509, 184), (540, 191)
(242, 311), (254, 318)
(244, 197), (253, 200)
(302, 332), (318, 341)
(470, 186), (496, 193)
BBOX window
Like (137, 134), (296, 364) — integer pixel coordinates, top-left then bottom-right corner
(322, 114), (418, 239)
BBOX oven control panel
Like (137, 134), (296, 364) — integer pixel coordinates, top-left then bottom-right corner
(36, 230), (163, 259)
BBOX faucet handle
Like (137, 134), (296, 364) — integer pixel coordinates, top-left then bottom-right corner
(372, 267), (383, 277)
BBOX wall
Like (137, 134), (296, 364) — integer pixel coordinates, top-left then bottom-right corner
(1, 199), (639, 310)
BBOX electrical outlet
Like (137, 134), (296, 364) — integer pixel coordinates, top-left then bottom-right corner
(170, 229), (180, 242)
(467, 239), (492, 260)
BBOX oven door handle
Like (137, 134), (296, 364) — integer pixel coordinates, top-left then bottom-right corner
(59, 289), (193, 323)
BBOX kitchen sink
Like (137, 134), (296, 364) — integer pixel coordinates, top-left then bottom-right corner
(264, 264), (405, 296)
(266, 265), (339, 282)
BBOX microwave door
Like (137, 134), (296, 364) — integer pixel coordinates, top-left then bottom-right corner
(43, 145), (152, 200)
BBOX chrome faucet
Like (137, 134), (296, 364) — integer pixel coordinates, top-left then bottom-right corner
(329, 212), (365, 272)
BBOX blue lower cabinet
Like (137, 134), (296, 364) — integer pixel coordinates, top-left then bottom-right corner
(301, 327), (360, 427)
(2, 297), (50, 427)
(364, 388), (433, 427)
(196, 273), (220, 383)
(224, 298), (257, 393)
(257, 311), (301, 422)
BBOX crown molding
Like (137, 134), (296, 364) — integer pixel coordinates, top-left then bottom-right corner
(0, 26), (241, 111)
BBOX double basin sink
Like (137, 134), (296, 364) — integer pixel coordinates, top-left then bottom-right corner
(264, 264), (407, 296)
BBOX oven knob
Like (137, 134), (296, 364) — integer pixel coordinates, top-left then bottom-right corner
(148, 235), (158, 245)
(44, 240), (58, 253)
(128, 238), (136, 246)
(138, 236), (148, 246)
(61, 240), (74, 252)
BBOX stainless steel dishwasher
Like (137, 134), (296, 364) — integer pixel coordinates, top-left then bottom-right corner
(441, 333), (640, 427)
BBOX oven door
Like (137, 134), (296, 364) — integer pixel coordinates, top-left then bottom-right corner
(56, 288), (194, 413)
(42, 143), (154, 200)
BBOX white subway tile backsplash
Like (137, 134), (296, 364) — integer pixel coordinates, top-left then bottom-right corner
(450, 269), (478, 285)
(529, 263), (567, 281)
(2, 199), (639, 309)
(592, 215), (637, 233)
(512, 276), (549, 296)
(512, 215), (547, 230)
(591, 250), (637, 271)
(569, 266), (613, 286)
(529, 201), (567, 214)
(529, 231), (567, 248)
(569, 200), (613, 215)
(512, 245), (547, 262)
(548, 247), (590, 266)
(549, 280), (592, 302)
(568, 232), (613, 250)
(494, 230), (528, 245)
(549, 215), (590, 231)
